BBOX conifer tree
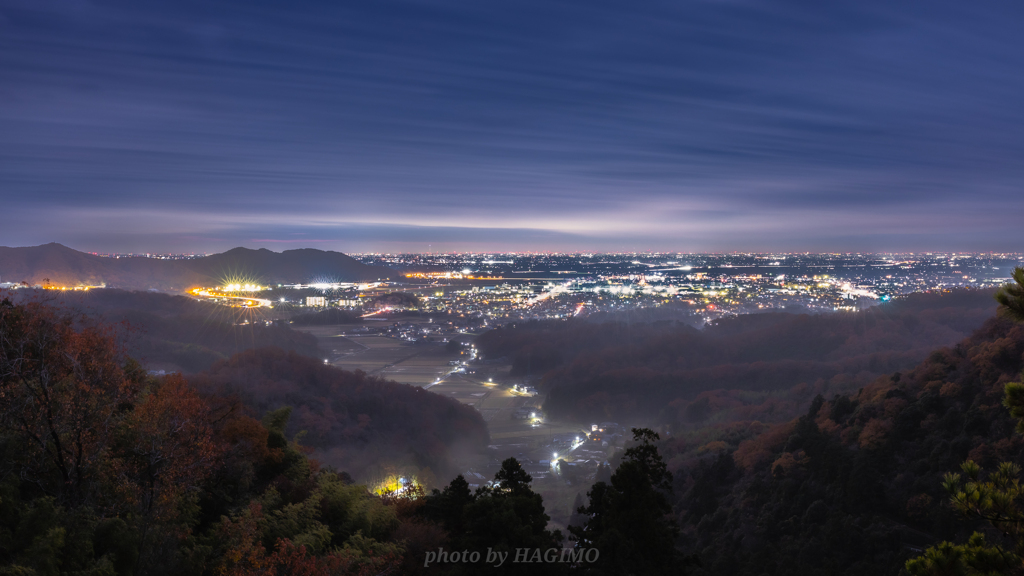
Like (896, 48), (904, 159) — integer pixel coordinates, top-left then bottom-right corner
(995, 266), (1024, 323)
(907, 271), (1024, 575)
(570, 428), (696, 576)
(423, 458), (565, 575)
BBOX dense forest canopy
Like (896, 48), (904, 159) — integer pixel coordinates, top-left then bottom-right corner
(664, 311), (1024, 575)
(189, 348), (489, 482)
(475, 289), (998, 423)
(0, 296), (491, 575)
(1, 290), (489, 483)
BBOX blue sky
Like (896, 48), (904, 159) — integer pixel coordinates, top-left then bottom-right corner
(1, 0), (1022, 253)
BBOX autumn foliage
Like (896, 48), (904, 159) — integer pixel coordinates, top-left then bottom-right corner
(0, 296), (143, 507)
(665, 313), (1024, 575)
(0, 296), (433, 575)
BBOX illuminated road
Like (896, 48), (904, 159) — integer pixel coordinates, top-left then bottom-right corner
(189, 287), (272, 307)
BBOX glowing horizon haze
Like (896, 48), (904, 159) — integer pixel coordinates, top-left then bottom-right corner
(1, 1), (1022, 254)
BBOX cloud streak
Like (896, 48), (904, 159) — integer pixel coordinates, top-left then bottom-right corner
(1, 0), (1022, 252)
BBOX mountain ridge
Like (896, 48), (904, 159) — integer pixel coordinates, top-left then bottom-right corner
(0, 243), (391, 290)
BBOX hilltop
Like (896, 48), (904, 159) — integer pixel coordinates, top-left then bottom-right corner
(0, 243), (391, 290)
(667, 313), (1024, 575)
(476, 289), (999, 423)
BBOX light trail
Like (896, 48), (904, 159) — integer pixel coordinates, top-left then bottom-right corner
(189, 287), (272, 307)
(360, 306), (393, 318)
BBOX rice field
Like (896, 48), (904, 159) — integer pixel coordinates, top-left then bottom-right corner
(295, 326), (456, 387)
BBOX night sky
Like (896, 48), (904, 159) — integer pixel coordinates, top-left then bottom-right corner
(2, 0), (1022, 253)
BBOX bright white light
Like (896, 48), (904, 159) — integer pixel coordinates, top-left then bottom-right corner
(553, 453), (558, 459)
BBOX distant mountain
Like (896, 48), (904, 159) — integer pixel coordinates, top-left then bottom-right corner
(182, 246), (390, 286)
(0, 243), (391, 290)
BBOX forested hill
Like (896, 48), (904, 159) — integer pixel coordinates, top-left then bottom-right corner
(26, 288), (322, 373)
(189, 348), (490, 482)
(182, 246), (392, 284)
(0, 297), (468, 575)
(666, 313), (1024, 575)
(6, 288), (489, 482)
(475, 289), (998, 422)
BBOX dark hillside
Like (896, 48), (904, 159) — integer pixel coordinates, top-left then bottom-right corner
(666, 315), (1024, 575)
(183, 246), (391, 284)
(475, 289), (997, 422)
(190, 348), (490, 483)
(0, 242), (199, 289)
(0, 298), (419, 575)
(12, 288), (321, 372)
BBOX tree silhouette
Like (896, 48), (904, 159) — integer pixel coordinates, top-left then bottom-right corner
(569, 428), (696, 576)
(423, 458), (565, 575)
(996, 266), (1024, 323)
(0, 297), (143, 506)
(906, 459), (1024, 575)
(493, 456), (534, 497)
(907, 288), (1024, 575)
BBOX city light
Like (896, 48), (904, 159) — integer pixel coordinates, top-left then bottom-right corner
(42, 285), (99, 291)
(223, 283), (265, 292)
(173, 252), (1018, 340)
(189, 286), (272, 308)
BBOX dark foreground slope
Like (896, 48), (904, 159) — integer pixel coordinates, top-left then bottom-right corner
(0, 297), (441, 575)
(664, 314), (1024, 576)
(190, 348), (490, 482)
(18, 288), (321, 372)
(475, 290), (998, 423)
(0, 243), (390, 290)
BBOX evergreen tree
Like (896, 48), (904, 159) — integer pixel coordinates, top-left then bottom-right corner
(995, 266), (1024, 323)
(569, 428), (696, 576)
(905, 457), (1024, 575)
(907, 272), (1024, 575)
(423, 458), (565, 575)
